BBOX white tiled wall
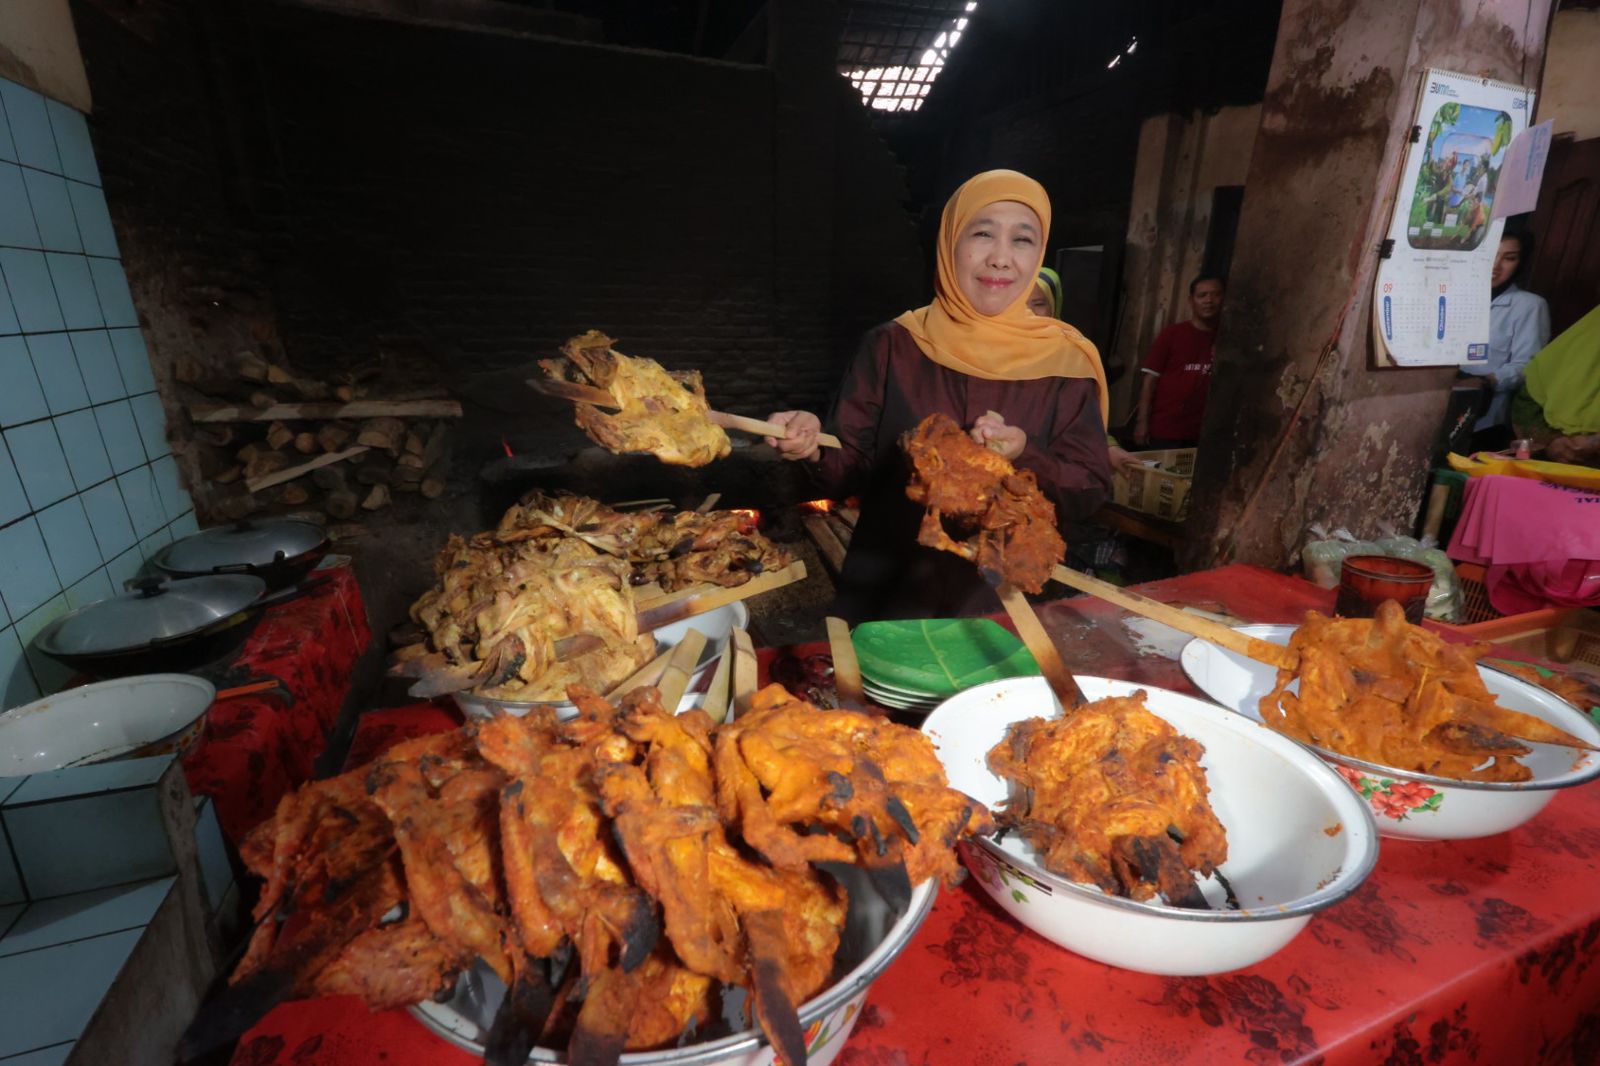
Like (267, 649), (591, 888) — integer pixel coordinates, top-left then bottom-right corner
(0, 77), (195, 708)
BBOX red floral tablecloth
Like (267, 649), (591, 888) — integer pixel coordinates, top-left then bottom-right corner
(181, 561), (372, 843)
(228, 565), (1600, 1065)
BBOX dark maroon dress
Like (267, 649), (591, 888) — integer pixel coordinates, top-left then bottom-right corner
(809, 322), (1111, 622)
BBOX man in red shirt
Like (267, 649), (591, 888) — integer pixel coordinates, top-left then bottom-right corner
(1133, 275), (1224, 447)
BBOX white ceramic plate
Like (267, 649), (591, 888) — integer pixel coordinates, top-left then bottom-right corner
(1180, 625), (1600, 839)
(0, 674), (216, 777)
(922, 675), (1378, 976)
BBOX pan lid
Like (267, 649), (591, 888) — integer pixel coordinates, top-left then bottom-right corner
(157, 519), (326, 575)
(35, 574), (267, 657)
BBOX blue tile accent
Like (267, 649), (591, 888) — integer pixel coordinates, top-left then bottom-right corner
(43, 254), (101, 330)
(78, 479), (135, 561)
(138, 525), (172, 561)
(92, 400), (144, 474)
(0, 518), (59, 620)
(34, 497), (101, 585)
(107, 328), (155, 394)
(0, 928), (141, 1056)
(0, 162), (42, 248)
(14, 594), (69, 696)
(0, 272), (17, 335)
(64, 180), (116, 258)
(20, 170), (80, 254)
(3, 754), (171, 807)
(63, 568), (112, 611)
(117, 465), (164, 539)
(0, 249), (63, 333)
(0, 89), (15, 164)
(23, 333), (88, 415)
(67, 330), (122, 404)
(169, 511), (199, 539)
(0, 625), (39, 711)
(149, 456), (189, 522)
(45, 99), (98, 187)
(0, 900), (21, 938)
(86, 257), (136, 329)
(3, 422), (74, 510)
(0, 877), (174, 957)
(0, 81), (61, 175)
(0, 438), (30, 528)
(53, 408), (112, 490)
(0, 335), (48, 427)
(128, 392), (169, 460)
(104, 547), (143, 591)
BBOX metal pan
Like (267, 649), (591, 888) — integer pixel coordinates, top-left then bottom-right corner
(152, 519), (328, 590)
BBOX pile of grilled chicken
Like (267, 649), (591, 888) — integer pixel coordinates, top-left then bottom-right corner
(987, 692), (1229, 909)
(902, 413), (1065, 594)
(392, 492), (792, 701)
(540, 330), (732, 467)
(201, 684), (989, 1066)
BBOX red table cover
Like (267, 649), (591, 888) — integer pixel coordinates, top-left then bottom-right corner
(228, 565), (1600, 1065)
(181, 562), (372, 843)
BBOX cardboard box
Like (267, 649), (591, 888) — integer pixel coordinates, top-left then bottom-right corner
(1113, 448), (1196, 521)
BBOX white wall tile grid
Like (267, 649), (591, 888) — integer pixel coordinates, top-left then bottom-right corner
(0, 76), (196, 708)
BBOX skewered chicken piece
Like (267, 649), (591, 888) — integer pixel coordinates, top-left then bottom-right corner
(902, 412), (1065, 594)
(716, 683), (993, 909)
(598, 689), (847, 1066)
(1261, 601), (1600, 782)
(540, 330), (731, 467)
(987, 692), (1228, 908)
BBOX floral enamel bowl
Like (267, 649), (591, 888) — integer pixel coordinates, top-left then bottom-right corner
(922, 676), (1378, 977)
(1180, 625), (1600, 840)
(453, 603), (747, 722)
(409, 865), (935, 1065)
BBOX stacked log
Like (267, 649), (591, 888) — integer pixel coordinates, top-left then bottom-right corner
(178, 351), (460, 522)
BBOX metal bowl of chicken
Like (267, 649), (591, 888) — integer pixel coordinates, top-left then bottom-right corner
(453, 603), (749, 722)
(921, 675), (1379, 976)
(1180, 624), (1600, 840)
(408, 864), (937, 1065)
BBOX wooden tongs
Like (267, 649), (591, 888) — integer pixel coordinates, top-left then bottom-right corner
(529, 377), (843, 449)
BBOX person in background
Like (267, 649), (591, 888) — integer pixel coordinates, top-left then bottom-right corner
(1510, 301), (1600, 467)
(1027, 266), (1063, 319)
(764, 169), (1111, 622)
(1132, 275), (1224, 447)
(1461, 228), (1551, 452)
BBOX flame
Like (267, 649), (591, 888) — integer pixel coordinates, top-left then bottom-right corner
(729, 508), (760, 533)
(501, 437), (514, 458)
(801, 499), (835, 514)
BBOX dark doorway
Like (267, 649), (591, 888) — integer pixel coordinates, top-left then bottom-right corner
(1204, 185), (1246, 281)
(1528, 135), (1600, 335)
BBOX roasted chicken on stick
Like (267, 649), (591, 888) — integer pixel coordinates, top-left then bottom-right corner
(987, 692), (1228, 908)
(902, 412), (1065, 594)
(540, 330), (731, 467)
(1261, 600), (1600, 782)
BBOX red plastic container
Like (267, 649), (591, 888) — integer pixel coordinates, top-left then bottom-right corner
(1335, 555), (1433, 624)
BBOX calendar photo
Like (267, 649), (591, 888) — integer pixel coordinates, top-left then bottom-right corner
(1405, 101), (1513, 252)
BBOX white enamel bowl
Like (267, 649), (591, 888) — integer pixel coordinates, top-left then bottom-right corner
(921, 675), (1378, 976)
(410, 867), (936, 1066)
(454, 603), (748, 721)
(0, 674), (216, 776)
(1181, 625), (1600, 841)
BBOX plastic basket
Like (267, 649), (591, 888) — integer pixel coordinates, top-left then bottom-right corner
(1112, 448), (1195, 521)
(1435, 562), (1600, 670)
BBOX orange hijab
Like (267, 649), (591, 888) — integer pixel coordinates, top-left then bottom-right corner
(895, 170), (1108, 425)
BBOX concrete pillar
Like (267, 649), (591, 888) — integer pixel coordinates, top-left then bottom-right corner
(1182, 0), (1555, 570)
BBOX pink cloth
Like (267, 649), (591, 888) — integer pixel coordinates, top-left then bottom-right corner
(1448, 475), (1600, 612)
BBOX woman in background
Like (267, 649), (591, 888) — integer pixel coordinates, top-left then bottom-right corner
(1462, 228), (1551, 451)
(1027, 266), (1063, 319)
(765, 170), (1111, 622)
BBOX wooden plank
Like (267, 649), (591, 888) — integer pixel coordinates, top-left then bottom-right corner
(245, 445), (369, 494)
(190, 400), (463, 423)
(635, 561), (808, 634)
(802, 513), (847, 573)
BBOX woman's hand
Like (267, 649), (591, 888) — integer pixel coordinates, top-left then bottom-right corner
(765, 411), (823, 462)
(1108, 445), (1142, 474)
(970, 412), (1026, 461)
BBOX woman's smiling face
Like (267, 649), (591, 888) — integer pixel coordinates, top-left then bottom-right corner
(953, 200), (1044, 316)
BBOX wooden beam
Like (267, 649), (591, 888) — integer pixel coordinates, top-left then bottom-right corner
(245, 445), (369, 493)
(189, 400), (462, 423)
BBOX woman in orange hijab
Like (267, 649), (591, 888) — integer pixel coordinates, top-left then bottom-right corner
(767, 169), (1112, 621)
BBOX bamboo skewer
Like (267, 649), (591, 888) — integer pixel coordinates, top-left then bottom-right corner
(700, 650), (734, 725)
(1050, 564), (1298, 671)
(606, 647), (675, 698)
(656, 630), (709, 710)
(528, 379), (842, 448)
(826, 616), (866, 711)
(729, 628), (758, 720)
(705, 411), (843, 449)
(994, 582), (1087, 709)
(634, 561), (808, 634)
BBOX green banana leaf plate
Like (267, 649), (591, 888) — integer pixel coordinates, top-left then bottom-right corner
(851, 618), (1040, 697)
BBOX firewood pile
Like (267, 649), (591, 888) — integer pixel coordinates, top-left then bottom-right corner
(177, 351), (462, 523)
